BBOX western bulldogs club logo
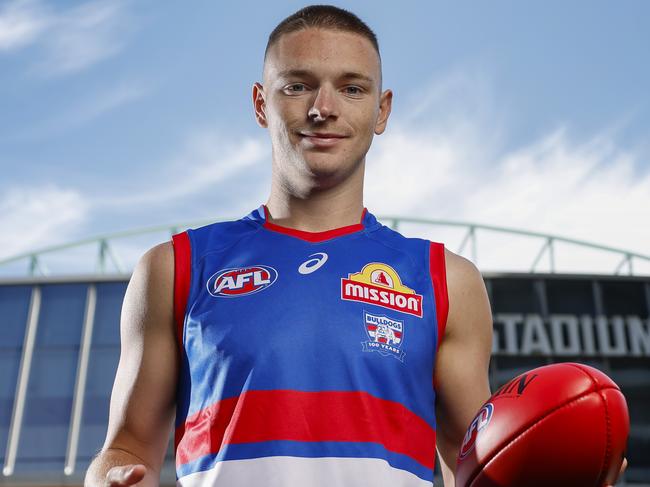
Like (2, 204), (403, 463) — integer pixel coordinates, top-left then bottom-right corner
(459, 403), (494, 459)
(361, 311), (406, 362)
(207, 265), (278, 297)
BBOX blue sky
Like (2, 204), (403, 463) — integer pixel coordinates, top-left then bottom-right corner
(1, 0), (649, 274)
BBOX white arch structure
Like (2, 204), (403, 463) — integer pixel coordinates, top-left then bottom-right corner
(0, 216), (648, 277)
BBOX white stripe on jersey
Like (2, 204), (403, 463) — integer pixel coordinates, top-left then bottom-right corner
(177, 456), (432, 487)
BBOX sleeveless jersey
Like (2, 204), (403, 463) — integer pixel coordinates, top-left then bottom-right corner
(171, 205), (449, 487)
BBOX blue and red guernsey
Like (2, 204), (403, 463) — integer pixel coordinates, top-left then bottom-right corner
(171, 205), (449, 487)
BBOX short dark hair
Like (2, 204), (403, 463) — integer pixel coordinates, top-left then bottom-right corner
(264, 5), (381, 62)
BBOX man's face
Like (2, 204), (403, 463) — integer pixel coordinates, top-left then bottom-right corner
(254, 28), (392, 192)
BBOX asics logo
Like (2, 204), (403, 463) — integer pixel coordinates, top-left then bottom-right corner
(298, 252), (328, 275)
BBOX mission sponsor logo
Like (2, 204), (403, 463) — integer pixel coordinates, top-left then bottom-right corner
(206, 265), (278, 297)
(362, 311), (406, 362)
(341, 263), (423, 317)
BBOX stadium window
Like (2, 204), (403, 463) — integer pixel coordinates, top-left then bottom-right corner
(75, 282), (126, 471)
(0, 285), (32, 465)
(13, 284), (86, 473)
(600, 280), (648, 317)
(489, 278), (543, 314)
(545, 279), (595, 315)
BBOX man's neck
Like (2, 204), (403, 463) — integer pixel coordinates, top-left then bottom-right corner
(265, 172), (365, 233)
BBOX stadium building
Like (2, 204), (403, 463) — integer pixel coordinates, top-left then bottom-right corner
(0, 215), (648, 486)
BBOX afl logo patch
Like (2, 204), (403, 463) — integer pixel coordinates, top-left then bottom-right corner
(459, 403), (494, 459)
(207, 265), (278, 298)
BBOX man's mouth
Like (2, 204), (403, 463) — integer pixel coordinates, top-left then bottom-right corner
(300, 132), (346, 138)
(299, 131), (348, 147)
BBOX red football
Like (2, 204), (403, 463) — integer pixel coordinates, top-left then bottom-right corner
(455, 362), (629, 487)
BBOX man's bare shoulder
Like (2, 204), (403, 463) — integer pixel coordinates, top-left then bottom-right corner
(139, 241), (174, 272)
(121, 241), (175, 334)
(443, 247), (483, 287)
(130, 241), (174, 291)
(441, 247), (491, 336)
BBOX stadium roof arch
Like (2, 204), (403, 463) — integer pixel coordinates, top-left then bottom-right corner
(1, 216), (649, 278)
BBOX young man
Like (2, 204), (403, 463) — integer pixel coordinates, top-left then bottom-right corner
(85, 5), (493, 487)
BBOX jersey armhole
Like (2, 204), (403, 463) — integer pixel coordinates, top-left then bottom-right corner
(172, 231), (192, 356)
(429, 241), (449, 353)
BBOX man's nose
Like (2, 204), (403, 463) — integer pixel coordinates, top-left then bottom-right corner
(308, 85), (338, 122)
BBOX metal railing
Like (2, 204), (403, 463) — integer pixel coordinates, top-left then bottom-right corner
(1, 216), (649, 277)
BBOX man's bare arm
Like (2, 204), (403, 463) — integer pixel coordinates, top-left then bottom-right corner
(85, 242), (178, 486)
(434, 250), (493, 487)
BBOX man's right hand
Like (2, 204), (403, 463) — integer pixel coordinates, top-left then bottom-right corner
(105, 464), (147, 486)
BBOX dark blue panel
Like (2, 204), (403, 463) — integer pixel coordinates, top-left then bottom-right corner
(545, 279), (595, 314)
(76, 282), (125, 466)
(14, 284), (87, 473)
(488, 278), (543, 313)
(600, 280), (649, 318)
(24, 350), (79, 401)
(91, 282), (126, 346)
(0, 285), (32, 347)
(35, 284), (87, 347)
(0, 285), (32, 463)
(75, 351), (120, 464)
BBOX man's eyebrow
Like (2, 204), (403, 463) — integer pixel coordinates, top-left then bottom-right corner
(340, 71), (375, 83)
(277, 69), (374, 84)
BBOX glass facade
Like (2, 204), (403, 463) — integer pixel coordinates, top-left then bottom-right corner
(0, 274), (648, 485)
(0, 285), (31, 466)
(14, 284), (86, 473)
(76, 282), (125, 468)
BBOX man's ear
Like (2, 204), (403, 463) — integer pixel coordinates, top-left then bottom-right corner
(374, 88), (393, 135)
(252, 82), (268, 128)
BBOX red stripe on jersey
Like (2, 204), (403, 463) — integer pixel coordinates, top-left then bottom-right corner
(262, 205), (367, 242)
(429, 242), (448, 351)
(175, 389), (436, 470)
(172, 232), (191, 354)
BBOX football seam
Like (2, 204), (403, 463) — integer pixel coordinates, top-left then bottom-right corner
(468, 385), (619, 487)
(565, 362), (614, 486)
(595, 388), (613, 486)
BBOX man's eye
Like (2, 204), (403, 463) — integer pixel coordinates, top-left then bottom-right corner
(286, 84), (306, 93)
(344, 86), (363, 95)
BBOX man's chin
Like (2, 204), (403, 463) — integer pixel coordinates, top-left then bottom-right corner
(305, 163), (348, 184)
(302, 153), (353, 175)
(278, 152), (363, 194)
(306, 165), (363, 193)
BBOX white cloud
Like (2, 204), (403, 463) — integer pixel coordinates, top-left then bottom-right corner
(0, 129), (268, 274)
(73, 80), (147, 122)
(37, 0), (130, 76)
(367, 69), (650, 274)
(0, 185), (88, 261)
(94, 130), (268, 208)
(0, 79), (149, 143)
(0, 0), (50, 51)
(0, 0), (131, 75)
